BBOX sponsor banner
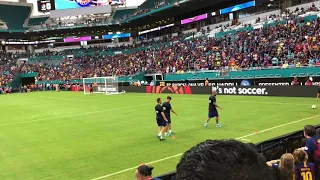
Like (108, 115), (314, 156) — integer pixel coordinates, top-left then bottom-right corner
(64, 36), (91, 43)
(220, 1), (255, 14)
(55, 0), (115, 10)
(146, 86), (192, 94)
(160, 77), (320, 87)
(120, 86), (317, 97)
(97, 87), (117, 92)
(181, 13), (207, 25)
(102, 33), (131, 39)
(211, 86), (317, 97)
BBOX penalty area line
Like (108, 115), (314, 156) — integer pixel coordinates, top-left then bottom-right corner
(90, 114), (320, 180)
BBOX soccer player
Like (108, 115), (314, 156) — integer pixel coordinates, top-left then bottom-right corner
(90, 84), (93, 95)
(155, 98), (169, 141)
(293, 149), (316, 180)
(162, 96), (177, 136)
(204, 90), (222, 128)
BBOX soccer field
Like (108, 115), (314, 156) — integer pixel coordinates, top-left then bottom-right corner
(0, 92), (319, 180)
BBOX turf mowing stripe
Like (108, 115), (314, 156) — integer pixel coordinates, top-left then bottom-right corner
(0, 103), (151, 127)
(91, 114), (320, 180)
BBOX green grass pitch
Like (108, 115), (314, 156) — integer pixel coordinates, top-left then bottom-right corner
(0, 92), (319, 180)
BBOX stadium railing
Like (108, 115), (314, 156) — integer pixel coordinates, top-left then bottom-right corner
(154, 124), (320, 180)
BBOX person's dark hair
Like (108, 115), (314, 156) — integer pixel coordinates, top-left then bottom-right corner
(304, 125), (316, 137)
(137, 164), (154, 176)
(157, 98), (161, 103)
(176, 140), (273, 180)
(167, 96), (172, 100)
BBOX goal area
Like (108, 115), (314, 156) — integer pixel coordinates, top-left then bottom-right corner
(83, 77), (122, 95)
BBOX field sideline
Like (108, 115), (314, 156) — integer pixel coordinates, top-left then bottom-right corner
(0, 92), (319, 180)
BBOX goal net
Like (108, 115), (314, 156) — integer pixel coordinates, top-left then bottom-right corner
(83, 77), (120, 95)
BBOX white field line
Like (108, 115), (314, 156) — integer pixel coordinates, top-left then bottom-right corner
(0, 103), (150, 127)
(90, 114), (320, 180)
(239, 138), (252, 142)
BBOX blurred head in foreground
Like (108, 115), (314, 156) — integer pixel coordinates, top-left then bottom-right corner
(176, 139), (273, 180)
(135, 164), (154, 180)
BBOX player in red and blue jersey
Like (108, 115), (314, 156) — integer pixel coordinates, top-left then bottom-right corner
(303, 125), (320, 179)
(294, 149), (316, 180)
(204, 90), (222, 128)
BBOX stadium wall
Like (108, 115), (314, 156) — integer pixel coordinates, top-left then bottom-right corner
(121, 86), (318, 97)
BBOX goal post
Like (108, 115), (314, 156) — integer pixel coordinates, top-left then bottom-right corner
(83, 76), (121, 95)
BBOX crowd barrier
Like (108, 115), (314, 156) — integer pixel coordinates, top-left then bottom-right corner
(154, 125), (320, 180)
(120, 86), (318, 97)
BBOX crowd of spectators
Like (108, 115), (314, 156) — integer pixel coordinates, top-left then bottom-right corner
(1, 4), (320, 86)
(264, 125), (320, 180)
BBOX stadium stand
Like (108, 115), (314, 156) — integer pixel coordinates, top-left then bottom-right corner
(113, 0), (178, 23)
(1, 3), (320, 87)
(112, 9), (136, 23)
(0, 2), (31, 31)
(28, 17), (49, 26)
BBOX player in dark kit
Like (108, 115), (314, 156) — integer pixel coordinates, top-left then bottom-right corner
(90, 84), (93, 95)
(204, 90), (223, 128)
(293, 149), (316, 180)
(162, 96), (177, 136)
(155, 98), (169, 141)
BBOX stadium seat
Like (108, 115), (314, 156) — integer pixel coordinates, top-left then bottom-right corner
(299, 73), (306, 77)
(262, 74), (268, 78)
(275, 74), (282, 78)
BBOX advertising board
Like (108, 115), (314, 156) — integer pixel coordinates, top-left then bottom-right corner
(220, 1), (255, 14)
(181, 13), (207, 25)
(102, 33), (130, 39)
(55, 0), (116, 10)
(63, 36), (91, 43)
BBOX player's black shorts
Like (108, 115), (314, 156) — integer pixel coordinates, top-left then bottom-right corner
(208, 110), (219, 118)
(90, 88), (93, 92)
(318, 88), (320, 94)
(156, 117), (167, 127)
(165, 114), (171, 124)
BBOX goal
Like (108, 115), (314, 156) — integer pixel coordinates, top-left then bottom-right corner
(83, 76), (120, 95)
